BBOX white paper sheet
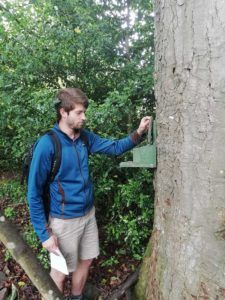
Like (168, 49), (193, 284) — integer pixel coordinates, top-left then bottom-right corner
(50, 248), (69, 275)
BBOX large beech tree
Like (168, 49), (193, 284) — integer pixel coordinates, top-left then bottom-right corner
(136, 0), (225, 299)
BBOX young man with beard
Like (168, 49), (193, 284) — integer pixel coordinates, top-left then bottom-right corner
(28, 87), (151, 300)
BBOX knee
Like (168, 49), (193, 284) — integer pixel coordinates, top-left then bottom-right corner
(80, 258), (93, 268)
(50, 268), (66, 283)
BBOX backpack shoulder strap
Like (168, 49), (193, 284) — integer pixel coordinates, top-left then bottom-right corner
(46, 130), (62, 182)
(80, 130), (90, 155)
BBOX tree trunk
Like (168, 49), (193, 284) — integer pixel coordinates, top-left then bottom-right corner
(136, 0), (225, 299)
(0, 213), (63, 300)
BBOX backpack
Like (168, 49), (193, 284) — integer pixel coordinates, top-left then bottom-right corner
(21, 129), (89, 220)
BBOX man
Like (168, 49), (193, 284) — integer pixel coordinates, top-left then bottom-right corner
(28, 87), (151, 300)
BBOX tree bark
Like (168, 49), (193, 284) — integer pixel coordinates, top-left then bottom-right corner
(0, 213), (63, 300)
(136, 0), (225, 299)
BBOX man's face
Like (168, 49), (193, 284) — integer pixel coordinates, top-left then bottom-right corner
(64, 104), (86, 130)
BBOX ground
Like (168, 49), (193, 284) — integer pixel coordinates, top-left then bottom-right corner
(0, 240), (138, 299)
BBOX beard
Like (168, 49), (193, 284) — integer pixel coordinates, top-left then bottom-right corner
(67, 119), (84, 131)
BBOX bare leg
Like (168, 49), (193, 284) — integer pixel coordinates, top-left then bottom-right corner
(50, 268), (66, 292)
(71, 259), (93, 295)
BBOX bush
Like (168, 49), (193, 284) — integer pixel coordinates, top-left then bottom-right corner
(104, 169), (154, 259)
(0, 179), (26, 204)
(0, 88), (56, 170)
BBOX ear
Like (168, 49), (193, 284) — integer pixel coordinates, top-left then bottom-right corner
(60, 107), (68, 119)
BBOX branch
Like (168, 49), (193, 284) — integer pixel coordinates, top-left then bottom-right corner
(106, 265), (140, 300)
(0, 211), (63, 300)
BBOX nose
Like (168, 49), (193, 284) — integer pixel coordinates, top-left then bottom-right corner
(82, 112), (86, 121)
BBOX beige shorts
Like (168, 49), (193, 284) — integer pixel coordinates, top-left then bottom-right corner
(49, 207), (99, 272)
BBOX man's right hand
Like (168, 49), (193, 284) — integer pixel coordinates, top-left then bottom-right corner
(42, 235), (59, 255)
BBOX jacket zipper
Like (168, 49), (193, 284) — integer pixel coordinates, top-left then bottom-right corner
(74, 143), (88, 214)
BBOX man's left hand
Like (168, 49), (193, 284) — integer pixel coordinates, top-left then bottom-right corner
(137, 116), (152, 136)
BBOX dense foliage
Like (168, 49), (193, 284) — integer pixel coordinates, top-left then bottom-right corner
(0, 0), (155, 262)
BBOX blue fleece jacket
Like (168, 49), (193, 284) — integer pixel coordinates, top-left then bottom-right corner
(28, 123), (142, 242)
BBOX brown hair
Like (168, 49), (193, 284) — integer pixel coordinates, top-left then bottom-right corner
(55, 87), (89, 122)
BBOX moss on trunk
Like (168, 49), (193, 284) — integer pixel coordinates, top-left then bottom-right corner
(134, 235), (153, 299)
